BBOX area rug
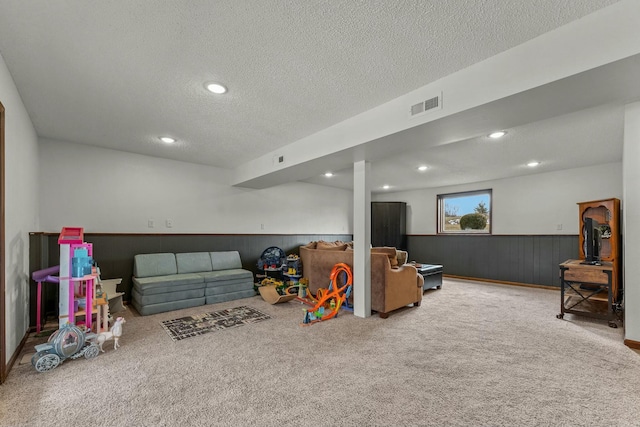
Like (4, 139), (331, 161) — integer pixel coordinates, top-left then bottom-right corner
(160, 306), (271, 341)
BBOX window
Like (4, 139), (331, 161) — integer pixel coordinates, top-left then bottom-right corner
(437, 189), (492, 234)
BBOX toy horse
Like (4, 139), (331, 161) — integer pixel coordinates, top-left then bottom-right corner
(95, 317), (126, 352)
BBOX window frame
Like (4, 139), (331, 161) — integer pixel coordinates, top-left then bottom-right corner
(437, 189), (492, 235)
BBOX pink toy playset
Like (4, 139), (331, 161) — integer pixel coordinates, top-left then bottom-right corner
(32, 227), (109, 333)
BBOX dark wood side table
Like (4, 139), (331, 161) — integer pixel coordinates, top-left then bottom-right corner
(557, 259), (621, 328)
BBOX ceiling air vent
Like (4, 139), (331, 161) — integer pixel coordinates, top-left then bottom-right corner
(409, 93), (442, 118)
(411, 102), (425, 116)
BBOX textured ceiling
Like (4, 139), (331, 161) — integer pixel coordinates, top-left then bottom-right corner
(0, 0), (621, 179)
(302, 104), (624, 191)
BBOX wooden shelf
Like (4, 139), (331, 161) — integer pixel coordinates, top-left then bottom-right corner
(64, 297), (108, 318)
(564, 291), (610, 303)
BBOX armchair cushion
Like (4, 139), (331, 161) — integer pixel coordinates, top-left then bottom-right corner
(396, 250), (408, 266)
(371, 247), (399, 267)
(316, 240), (348, 250)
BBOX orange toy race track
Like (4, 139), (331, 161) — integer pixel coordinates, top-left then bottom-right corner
(301, 263), (353, 326)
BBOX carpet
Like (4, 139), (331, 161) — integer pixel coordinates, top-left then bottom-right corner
(5, 279), (640, 427)
(160, 305), (271, 341)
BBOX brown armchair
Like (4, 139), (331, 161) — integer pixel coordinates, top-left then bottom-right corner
(299, 242), (423, 318)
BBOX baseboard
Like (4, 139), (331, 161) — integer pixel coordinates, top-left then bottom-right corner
(5, 330), (29, 380)
(624, 339), (640, 350)
(444, 274), (558, 291)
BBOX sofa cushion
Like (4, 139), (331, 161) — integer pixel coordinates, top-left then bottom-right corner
(316, 240), (347, 250)
(324, 244), (348, 251)
(372, 247), (399, 267)
(132, 296), (205, 316)
(132, 273), (205, 295)
(132, 287), (205, 305)
(210, 251), (243, 270)
(206, 289), (256, 305)
(205, 281), (254, 296)
(134, 253), (177, 277)
(199, 268), (253, 282)
(176, 252), (213, 274)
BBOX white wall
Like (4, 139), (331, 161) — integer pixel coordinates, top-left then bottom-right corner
(374, 162), (622, 235)
(1, 52), (40, 364)
(623, 102), (640, 342)
(39, 139), (352, 234)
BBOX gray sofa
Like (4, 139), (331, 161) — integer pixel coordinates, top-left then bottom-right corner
(132, 251), (255, 316)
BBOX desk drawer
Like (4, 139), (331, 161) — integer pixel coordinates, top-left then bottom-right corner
(563, 268), (609, 284)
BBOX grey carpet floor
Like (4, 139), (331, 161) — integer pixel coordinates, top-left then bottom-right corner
(1, 278), (639, 427)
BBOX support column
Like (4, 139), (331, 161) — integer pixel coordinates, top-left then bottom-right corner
(623, 102), (640, 343)
(353, 160), (371, 318)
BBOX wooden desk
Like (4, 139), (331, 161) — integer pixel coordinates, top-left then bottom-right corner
(557, 259), (621, 328)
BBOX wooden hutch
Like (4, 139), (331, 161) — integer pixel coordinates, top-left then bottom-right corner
(577, 198), (621, 302)
(557, 198), (622, 328)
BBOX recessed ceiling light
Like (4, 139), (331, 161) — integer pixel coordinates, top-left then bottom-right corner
(205, 82), (227, 94)
(488, 131), (507, 139)
(417, 165), (428, 172)
(324, 172), (334, 177)
(527, 161), (540, 167)
(382, 185), (390, 190)
(159, 136), (176, 143)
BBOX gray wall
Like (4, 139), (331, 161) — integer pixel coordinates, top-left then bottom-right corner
(30, 232), (578, 328)
(408, 234), (578, 287)
(29, 233), (351, 327)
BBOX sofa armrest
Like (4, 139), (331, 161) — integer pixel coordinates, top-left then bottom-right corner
(384, 264), (423, 312)
(386, 264), (419, 286)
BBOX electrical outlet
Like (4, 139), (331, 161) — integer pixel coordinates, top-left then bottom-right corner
(148, 219), (154, 228)
(166, 219), (173, 228)
(260, 223), (264, 230)
(556, 224), (563, 230)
